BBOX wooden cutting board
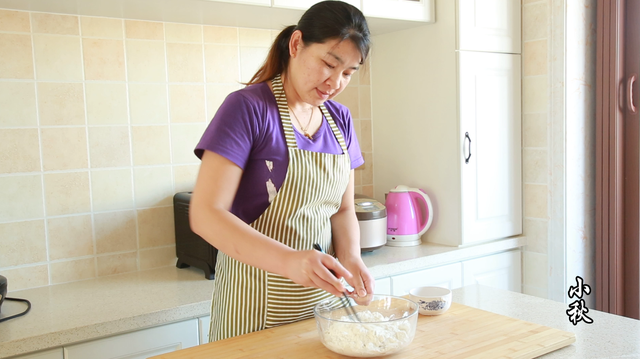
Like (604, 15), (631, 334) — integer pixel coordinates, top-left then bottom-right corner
(151, 303), (575, 359)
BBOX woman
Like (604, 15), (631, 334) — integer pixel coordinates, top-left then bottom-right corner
(189, 0), (374, 342)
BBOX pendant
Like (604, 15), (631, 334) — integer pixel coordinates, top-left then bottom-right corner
(304, 132), (313, 140)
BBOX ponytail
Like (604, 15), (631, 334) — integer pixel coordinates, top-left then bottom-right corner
(245, 25), (296, 85)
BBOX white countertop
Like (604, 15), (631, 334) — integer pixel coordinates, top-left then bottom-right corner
(454, 285), (640, 358)
(0, 238), (525, 358)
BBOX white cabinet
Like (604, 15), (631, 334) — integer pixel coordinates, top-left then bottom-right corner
(198, 315), (212, 344)
(390, 263), (463, 296)
(273, 0), (360, 10)
(361, 0), (435, 22)
(374, 277), (391, 295)
(457, 0), (521, 53)
(371, 0), (521, 246)
(9, 349), (63, 359)
(462, 250), (521, 292)
(64, 320), (198, 359)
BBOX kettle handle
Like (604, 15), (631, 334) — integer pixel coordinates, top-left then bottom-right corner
(408, 188), (433, 236)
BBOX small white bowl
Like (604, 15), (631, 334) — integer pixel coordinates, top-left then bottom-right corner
(409, 286), (452, 315)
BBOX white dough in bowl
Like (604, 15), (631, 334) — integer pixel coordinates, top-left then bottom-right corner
(321, 310), (413, 356)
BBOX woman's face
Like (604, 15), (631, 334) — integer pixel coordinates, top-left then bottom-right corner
(287, 31), (362, 106)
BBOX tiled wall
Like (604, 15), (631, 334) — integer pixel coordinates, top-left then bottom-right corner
(522, 0), (550, 298)
(0, 9), (374, 291)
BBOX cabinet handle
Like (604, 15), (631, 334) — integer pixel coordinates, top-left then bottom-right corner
(628, 74), (638, 114)
(464, 132), (472, 164)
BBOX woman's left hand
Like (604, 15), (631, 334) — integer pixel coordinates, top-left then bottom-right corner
(340, 256), (375, 305)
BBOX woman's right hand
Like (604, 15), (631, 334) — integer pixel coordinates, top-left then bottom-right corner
(284, 250), (354, 297)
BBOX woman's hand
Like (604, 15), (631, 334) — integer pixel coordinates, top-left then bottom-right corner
(283, 250), (355, 298)
(340, 255), (375, 305)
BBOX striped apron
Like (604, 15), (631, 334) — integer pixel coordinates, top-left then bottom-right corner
(209, 74), (352, 342)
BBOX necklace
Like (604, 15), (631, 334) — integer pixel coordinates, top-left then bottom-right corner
(288, 105), (314, 140)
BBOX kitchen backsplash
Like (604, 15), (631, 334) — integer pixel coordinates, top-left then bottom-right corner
(0, 9), (374, 290)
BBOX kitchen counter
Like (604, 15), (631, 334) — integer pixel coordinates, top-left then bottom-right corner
(0, 238), (524, 358)
(454, 285), (640, 358)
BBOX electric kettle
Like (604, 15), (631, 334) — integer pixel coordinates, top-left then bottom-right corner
(385, 185), (433, 247)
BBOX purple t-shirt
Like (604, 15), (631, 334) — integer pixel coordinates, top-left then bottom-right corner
(195, 82), (364, 224)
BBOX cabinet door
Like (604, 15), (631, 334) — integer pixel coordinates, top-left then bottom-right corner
(374, 277), (391, 295)
(10, 349), (63, 359)
(198, 315), (211, 344)
(462, 250), (522, 292)
(459, 51), (522, 245)
(64, 320), (198, 359)
(390, 263), (462, 296)
(361, 0), (435, 22)
(273, 0), (360, 10)
(457, 0), (521, 53)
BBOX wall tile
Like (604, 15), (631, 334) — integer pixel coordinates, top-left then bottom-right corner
(44, 171), (91, 216)
(166, 43), (204, 83)
(359, 64), (371, 86)
(169, 84), (206, 123)
(204, 44), (240, 83)
(125, 40), (167, 82)
(50, 257), (96, 284)
(91, 168), (134, 212)
(88, 126), (131, 168)
(37, 82), (85, 126)
(131, 125), (171, 165)
(171, 124), (207, 164)
(133, 166), (173, 207)
(165, 23), (202, 43)
(524, 113), (548, 148)
(0, 82), (37, 127)
(0, 33), (34, 79)
(360, 120), (372, 152)
(94, 210), (137, 254)
(82, 38), (126, 81)
(97, 251), (137, 277)
(523, 75), (548, 113)
(524, 40), (547, 76)
(359, 85), (371, 119)
(0, 128), (40, 174)
(524, 251), (548, 288)
(138, 206), (174, 248)
(334, 86), (359, 118)
(85, 83), (128, 125)
(0, 10), (30, 32)
(140, 246), (176, 270)
(80, 17), (123, 39)
(129, 83), (169, 125)
(47, 215), (93, 260)
(523, 148), (548, 184)
(206, 83), (242, 119)
(0, 265), (48, 291)
(361, 152), (373, 185)
(239, 46), (269, 83)
(33, 34), (82, 81)
(238, 28), (272, 47)
(31, 13), (79, 35)
(125, 20), (164, 40)
(0, 220), (46, 267)
(203, 25), (237, 44)
(41, 127), (88, 171)
(523, 2), (548, 41)
(0, 175), (43, 222)
(524, 184), (548, 219)
(173, 164), (199, 193)
(524, 218), (548, 254)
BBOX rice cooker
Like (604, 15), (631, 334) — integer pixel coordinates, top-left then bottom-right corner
(354, 195), (387, 252)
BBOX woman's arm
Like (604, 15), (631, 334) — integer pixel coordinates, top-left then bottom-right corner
(189, 150), (352, 297)
(331, 170), (375, 304)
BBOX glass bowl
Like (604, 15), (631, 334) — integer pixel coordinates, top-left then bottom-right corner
(313, 295), (419, 357)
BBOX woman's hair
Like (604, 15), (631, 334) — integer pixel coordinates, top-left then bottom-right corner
(246, 0), (371, 85)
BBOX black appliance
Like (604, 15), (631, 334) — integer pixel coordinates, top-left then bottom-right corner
(0, 275), (6, 312)
(0, 275), (32, 323)
(173, 192), (218, 280)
